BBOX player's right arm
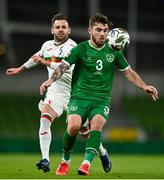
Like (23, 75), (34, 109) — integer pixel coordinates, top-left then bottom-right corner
(6, 41), (48, 75)
(6, 58), (38, 75)
(6, 55), (39, 75)
(6, 65), (26, 75)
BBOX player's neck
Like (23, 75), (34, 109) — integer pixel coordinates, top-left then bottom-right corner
(89, 40), (105, 50)
(54, 38), (68, 46)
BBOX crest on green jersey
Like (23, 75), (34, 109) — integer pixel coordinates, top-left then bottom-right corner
(106, 54), (114, 63)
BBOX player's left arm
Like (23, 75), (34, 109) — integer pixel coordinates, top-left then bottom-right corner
(40, 61), (69, 95)
(51, 61), (69, 81)
(49, 44), (79, 79)
(123, 67), (159, 101)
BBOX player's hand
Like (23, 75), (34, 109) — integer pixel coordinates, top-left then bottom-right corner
(144, 85), (159, 101)
(40, 79), (53, 95)
(32, 55), (48, 66)
(6, 67), (21, 75)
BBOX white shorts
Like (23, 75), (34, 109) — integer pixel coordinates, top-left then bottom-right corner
(38, 82), (70, 117)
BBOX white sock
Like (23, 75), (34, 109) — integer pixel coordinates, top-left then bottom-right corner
(39, 113), (52, 161)
(98, 143), (106, 156)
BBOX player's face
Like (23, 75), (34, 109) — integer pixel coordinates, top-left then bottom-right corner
(88, 23), (109, 47)
(51, 20), (71, 42)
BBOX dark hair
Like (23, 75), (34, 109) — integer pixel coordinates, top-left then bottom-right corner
(52, 13), (69, 25)
(89, 13), (113, 29)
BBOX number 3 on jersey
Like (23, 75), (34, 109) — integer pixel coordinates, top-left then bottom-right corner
(96, 59), (103, 71)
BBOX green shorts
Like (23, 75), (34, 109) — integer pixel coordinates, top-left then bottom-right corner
(67, 98), (111, 124)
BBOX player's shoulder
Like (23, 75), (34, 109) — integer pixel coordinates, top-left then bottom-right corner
(42, 40), (54, 47)
(64, 38), (77, 47)
(67, 38), (77, 45)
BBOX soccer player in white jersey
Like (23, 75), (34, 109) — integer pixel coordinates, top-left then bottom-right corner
(6, 13), (111, 173)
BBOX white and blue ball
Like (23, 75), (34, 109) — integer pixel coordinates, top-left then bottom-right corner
(108, 28), (130, 51)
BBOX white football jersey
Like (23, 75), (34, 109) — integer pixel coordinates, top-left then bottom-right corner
(24, 38), (76, 96)
(39, 38), (76, 78)
(39, 38), (76, 96)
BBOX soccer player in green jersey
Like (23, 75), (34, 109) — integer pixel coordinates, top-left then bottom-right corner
(40, 13), (158, 176)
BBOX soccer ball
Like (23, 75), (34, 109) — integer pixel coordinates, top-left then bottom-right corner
(107, 28), (130, 51)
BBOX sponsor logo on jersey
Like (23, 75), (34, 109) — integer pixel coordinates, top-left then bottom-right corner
(86, 57), (93, 61)
(106, 54), (114, 63)
(94, 71), (103, 75)
(40, 131), (48, 135)
(47, 48), (53, 51)
(69, 106), (77, 111)
(86, 56), (98, 61)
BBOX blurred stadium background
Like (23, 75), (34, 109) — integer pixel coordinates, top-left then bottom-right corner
(0, 0), (164, 154)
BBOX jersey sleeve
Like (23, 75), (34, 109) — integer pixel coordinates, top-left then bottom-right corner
(115, 51), (130, 71)
(23, 51), (41, 69)
(23, 57), (38, 69)
(38, 42), (47, 57)
(63, 45), (80, 66)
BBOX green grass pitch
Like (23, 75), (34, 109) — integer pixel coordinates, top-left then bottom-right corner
(0, 153), (164, 179)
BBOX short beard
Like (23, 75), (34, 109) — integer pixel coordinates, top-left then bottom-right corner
(92, 34), (104, 48)
(54, 35), (68, 43)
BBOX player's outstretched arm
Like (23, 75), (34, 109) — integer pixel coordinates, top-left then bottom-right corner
(6, 65), (26, 75)
(123, 67), (159, 101)
(6, 54), (40, 75)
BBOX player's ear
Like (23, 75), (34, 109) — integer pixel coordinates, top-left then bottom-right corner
(88, 27), (91, 34)
(51, 28), (54, 35)
(68, 27), (71, 34)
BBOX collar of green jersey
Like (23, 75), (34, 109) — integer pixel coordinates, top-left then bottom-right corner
(88, 40), (106, 51)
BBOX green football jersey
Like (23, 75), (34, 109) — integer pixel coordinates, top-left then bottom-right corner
(63, 40), (130, 102)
